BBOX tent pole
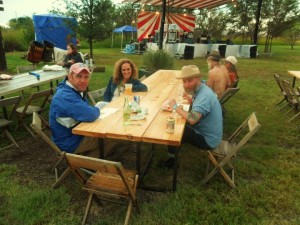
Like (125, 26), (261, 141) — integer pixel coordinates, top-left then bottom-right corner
(121, 32), (123, 51)
(159, 0), (167, 50)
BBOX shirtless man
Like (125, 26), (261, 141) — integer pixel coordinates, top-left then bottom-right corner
(206, 51), (230, 98)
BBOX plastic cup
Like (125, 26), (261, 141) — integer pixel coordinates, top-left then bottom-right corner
(124, 84), (133, 95)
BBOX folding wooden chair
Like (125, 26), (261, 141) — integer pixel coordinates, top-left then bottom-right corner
(15, 89), (52, 138)
(30, 111), (71, 189)
(0, 96), (22, 150)
(87, 87), (106, 106)
(281, 80), (300, 122)
(231, 78), (239, 88)
(65, 153), (140, 225)
(202, 112), (261, 188)
(219, 87), (240, 113)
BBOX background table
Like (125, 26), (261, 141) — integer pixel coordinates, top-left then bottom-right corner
(287, 70), (300, 87)
(0, 69), (68, 97)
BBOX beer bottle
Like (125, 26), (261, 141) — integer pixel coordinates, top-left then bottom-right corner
(123, 96), (131, 126)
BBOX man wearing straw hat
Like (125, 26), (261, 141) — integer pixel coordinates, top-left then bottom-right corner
(206, 51), (230, 98)
(159, 65), (223, 168)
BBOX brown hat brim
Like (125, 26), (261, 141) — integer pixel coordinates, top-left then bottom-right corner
(176, 73), (202, 79)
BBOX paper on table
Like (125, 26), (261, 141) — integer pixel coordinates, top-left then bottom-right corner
(99, 107), (119, 119)
(42, 65), (63, 71)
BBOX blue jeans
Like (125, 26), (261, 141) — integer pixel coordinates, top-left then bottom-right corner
(168, 125), (213, 155)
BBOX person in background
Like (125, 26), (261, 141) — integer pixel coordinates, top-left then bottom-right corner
(206, 51), (230, 98)
(224, 56), (239, 87)
(50, 63), (100, 157)
(57, 43), (83, 68)
(159, 65), (223, 168)
(103, 58), (148, 102)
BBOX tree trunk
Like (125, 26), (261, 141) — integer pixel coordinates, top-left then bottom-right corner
(0, 29), (7, 71)
(253, 0), (263, 45)
(89, 37), (93, 59)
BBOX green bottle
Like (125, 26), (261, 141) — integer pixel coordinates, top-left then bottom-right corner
(123, 96), (131, 125)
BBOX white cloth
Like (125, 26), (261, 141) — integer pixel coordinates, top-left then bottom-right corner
(0, 74), (13, 80)
(42, 65), (63, 71)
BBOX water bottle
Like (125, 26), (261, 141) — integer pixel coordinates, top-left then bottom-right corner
(123, 96), (131, 126)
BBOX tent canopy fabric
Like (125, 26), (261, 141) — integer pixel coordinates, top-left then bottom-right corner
(122, 0), (231, 9)
(111, 25), (137, 50)
(113, 25), (138, 33)
(33, 14), (77, 50)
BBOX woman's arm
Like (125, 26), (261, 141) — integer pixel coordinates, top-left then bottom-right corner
(131, 79), (148, 92)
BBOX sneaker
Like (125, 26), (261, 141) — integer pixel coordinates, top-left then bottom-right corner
(158, 158), (177, 169)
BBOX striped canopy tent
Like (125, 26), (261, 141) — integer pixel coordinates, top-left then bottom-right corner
(137, 12), (195, 42)
(122, 0), (234, 49)
(122, 0), (231, 10)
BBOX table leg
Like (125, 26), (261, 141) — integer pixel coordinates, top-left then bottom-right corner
(136, 142), (141, 175)
(173, 147), (180, 192)
(292, 77), (296, 87)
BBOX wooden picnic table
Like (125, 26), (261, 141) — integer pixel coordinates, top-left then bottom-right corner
(72, 69), (188, 191)
(0, 68), (68, 97)
(287, 70), (300, 87)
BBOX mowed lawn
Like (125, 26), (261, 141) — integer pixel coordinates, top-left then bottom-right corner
(1, 45), (300, 225)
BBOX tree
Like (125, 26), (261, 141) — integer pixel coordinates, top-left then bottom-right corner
(196, 9), (229, 41)
(8, 16), (34, 45)
(53, 0), (116, 58)
(283, 24), (300, 50)
(226, 0), (259, 44)
(261, 0), (300, 52)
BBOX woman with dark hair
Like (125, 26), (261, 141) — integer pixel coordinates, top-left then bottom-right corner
(103, 58), (148, 102)
(57, 43), (83, 68)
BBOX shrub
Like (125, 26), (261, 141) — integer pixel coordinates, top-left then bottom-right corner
(2, 29), (28, 52)
(142, 50), (174, 71)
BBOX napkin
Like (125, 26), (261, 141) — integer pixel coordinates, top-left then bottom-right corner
(0, 74), (13, 80)
(42, 65), (63, 71)
(99, 107), (119, 119)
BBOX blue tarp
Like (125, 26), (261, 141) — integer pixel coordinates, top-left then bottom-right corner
(113, 25), (137, 33)
(33, 14), (77, 50)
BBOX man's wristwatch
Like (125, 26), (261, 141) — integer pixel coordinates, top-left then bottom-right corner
(173, 104), (178, 110)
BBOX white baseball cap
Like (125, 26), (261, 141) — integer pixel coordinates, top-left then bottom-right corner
(225, 56), (238, 65)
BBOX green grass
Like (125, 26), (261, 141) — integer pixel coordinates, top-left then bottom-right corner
(1, 45), (300, 224)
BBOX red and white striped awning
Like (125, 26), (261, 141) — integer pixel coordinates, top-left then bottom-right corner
(122, 0), (232, 9)
(137, 12), (195, 41)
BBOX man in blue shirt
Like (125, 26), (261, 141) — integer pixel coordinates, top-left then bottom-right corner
(50, 63), (100, 157)
(160, 65), (223, 168)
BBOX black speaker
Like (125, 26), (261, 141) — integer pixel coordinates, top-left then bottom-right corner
(183, 46), (194, 59)
(218, 45), (227, 58)
(250, 46), (257, 58)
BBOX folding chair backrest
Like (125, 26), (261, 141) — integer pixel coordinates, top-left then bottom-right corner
(231, 79), (239, 88)
(282, 80), (299, 105)
(19, 89), (52, 116)
(65, 153), (136, 198)
(219, 87), (240, 105)
(274, 74), (285, 93)
(0, 96), (22, 120)
(31, 111), (62, 156)
(227, 112), (261, 156)
(87, 88), (106, 106)
(17, 65), (36, 74)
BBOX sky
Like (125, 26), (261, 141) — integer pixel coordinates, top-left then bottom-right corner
(0, 0), (122, 27)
